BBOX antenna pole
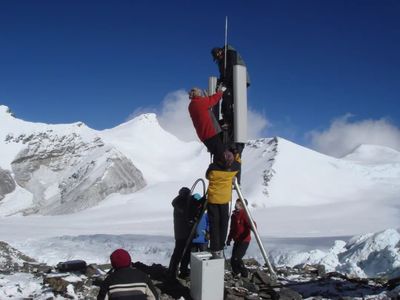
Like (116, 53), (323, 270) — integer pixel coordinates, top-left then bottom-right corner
(224, 16), (228, 77)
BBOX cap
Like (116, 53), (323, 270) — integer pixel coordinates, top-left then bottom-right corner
(110, 248), (132, 269)
(211, 47), (223, 61)
(193, 193), (202, 201)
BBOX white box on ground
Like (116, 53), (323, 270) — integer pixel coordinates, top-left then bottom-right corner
(190, 252), (225, 300)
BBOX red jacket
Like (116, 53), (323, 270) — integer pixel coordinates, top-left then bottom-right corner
(188, 92), (223, 142)
(228, 209), (253, 243)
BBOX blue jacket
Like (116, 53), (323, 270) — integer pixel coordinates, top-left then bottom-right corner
(192, 213), (209, 244)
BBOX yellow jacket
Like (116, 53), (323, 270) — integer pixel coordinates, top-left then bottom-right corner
(206, 161), (240, 205)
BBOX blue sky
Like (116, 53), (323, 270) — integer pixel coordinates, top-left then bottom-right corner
(1, 0), (400, 156)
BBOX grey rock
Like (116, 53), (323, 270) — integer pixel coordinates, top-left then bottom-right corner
(278, 287), (303, 300)
(317, 264), (326, 277)
(225, 287), (248, 299)
(302, 264), (326, 278)
(0, 240), (36, 272)
(21, 261), (52, 274)
(0, 168), (16, 200)
(43, 273), (72, 293)
(244, 258), (261, 268)
(10, 132), (146, 215)
(85, 264), (104, 278)
(258, 292), (273, 299)
(242, 278), (260, 293)
(253, 269), (277, 286)
(245, 295), (262, 300)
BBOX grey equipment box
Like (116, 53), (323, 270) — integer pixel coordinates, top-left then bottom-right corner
(190, 252), (225, 300)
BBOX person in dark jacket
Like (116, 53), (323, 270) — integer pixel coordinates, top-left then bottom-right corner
(211, 45), (250, 128)
(97, 248), (159, 300)
(167, 187), (192, 279)
(167, 188), (205, 279)
(226, 198), (254, 277)
(188, 86), (231, 164)
(206, 151), (240, 259)
(211, 45), (249, 173)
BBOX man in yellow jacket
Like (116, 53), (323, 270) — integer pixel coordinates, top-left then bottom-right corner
(206, 150), (240, 259)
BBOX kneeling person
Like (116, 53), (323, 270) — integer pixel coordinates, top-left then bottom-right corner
(97, 248), (159, 300)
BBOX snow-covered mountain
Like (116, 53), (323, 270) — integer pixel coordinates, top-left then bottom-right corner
(1, 104), (399, 235)
(243, 137), (400, 208)
(0, 105), (145, 215)
(1, 104), (400, 298)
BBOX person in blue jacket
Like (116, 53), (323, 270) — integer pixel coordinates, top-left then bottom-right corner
(192, 203), (209, 252)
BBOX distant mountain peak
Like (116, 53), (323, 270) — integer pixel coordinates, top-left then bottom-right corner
(133, 113), (158, 123)
(102, 112), (183, 146)
(343, 143), (400, 164)
(108, 113), (160, 132)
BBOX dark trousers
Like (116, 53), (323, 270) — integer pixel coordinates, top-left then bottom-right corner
(192, 243), (208, 252)
(203, 134), (226, 163)
(231, 241), (249, 276)
(208, 203), (230, 251)
(168, 238), (191, 277)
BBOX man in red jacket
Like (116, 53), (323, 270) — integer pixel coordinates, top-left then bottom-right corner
(188, 86), (229, 163)
(226, 198), (254, 277)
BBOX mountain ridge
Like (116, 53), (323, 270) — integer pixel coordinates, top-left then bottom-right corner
(1, 106), (400, 237)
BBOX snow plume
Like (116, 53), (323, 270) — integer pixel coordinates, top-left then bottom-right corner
(308, 114), (400, 157)
(157, 90), (196, 142)
(126, 106), (158, 121)
(247, 108), (269, 140)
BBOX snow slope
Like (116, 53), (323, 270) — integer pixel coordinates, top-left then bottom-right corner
(244, 137), (400, 208)
(1, 104), (399, 236)
(1, 104), (400, 297)
(0, 106), (400, 282)
(99, 113), (208, 184)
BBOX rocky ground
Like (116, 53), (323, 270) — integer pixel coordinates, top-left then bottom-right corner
(1, 241), (400, 299)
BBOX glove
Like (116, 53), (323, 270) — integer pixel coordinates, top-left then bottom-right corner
(217, 84), (227, 93)
(226, 240), (231, 246)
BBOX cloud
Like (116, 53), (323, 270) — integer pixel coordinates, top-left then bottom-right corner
(157, 90), (196, 142)
(308, 114), (400, 157)
(156, 90), (270, 142)
(124, 91), (195, 141)
(247, 108), (270, 140)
